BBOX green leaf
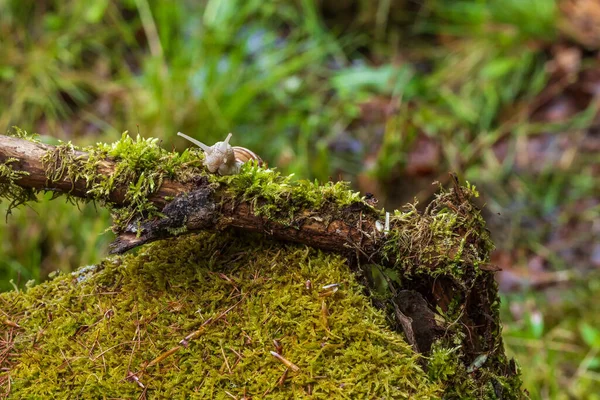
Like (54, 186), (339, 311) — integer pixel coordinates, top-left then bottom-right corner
(85, 0), (109, 23)
(580, 322), (600, 349)
(332, 64), (413, 98)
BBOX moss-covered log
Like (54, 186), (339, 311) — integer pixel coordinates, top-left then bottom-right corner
(0, 130), (525, 398)
(0, 133), (386, 255)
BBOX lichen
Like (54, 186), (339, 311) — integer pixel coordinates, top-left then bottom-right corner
(0, 232), (442, 398)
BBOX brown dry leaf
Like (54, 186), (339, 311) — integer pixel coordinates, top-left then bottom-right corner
(559, 0), (600, 49)
(404, 135), (441, 176)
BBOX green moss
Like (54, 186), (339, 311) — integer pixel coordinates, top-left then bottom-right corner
(427, 340), (478, 398)
(427, 338), (524, 400)
(0, 134), (524, 396)
(35, 129), (377, 233)
(381, 180), (494, 281)
(5, 126), (41, 143)
(41, 131), (206, 230)
(1, 232), (441, 398)
(0, 128), (42, 213)
(0, 158), (37, 214)
(212, 162), (377, 223)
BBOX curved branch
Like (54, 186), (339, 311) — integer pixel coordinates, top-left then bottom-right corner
(0, 135), (381, 256)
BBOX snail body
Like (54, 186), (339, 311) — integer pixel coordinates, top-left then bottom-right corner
(177, 132), (263, 175)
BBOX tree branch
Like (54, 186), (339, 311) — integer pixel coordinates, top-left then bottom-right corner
(0, 135), (187, 207)
(0, 135), (382, 256)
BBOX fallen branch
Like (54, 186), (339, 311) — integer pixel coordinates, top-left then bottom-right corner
(0, 134), (384, 256)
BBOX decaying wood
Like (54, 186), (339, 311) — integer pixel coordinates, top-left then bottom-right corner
(0, 135), (382, 256)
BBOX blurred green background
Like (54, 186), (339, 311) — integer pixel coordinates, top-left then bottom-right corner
(0, 0), (599, 398)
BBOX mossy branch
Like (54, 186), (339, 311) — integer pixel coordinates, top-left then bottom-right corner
(0, 134), (383, 254)
(0, 133), (396, 257)
(0, 134), (187, 208)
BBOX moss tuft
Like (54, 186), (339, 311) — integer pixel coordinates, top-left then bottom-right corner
(5, 126), (41, 142)
(0, 128), (42, 213)
(0, 158), (37, 214)
(381, 179), (494, 281)
(213, 162), (376, 223)
(41, 132), (206, 231)
(427, 339), (479, 398)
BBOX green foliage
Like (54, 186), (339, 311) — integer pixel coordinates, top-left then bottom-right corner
(366, 264), (402, 298)
(502, 275), (600, 399)
(0, 0), (137, 135)
(416, 0), (557, 41)
(118, 0), (356, 180)
(1, 232), (442, 398)
(371, 0), (556, 181)
(0, 195), (111, 291)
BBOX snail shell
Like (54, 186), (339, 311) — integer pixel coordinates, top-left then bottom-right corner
(177, 132), (263, 175)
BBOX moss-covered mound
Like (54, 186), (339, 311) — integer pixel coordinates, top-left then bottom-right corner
(1, 232), (442, 399)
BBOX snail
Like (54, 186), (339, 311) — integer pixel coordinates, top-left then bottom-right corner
(177, 131), (263, 175)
